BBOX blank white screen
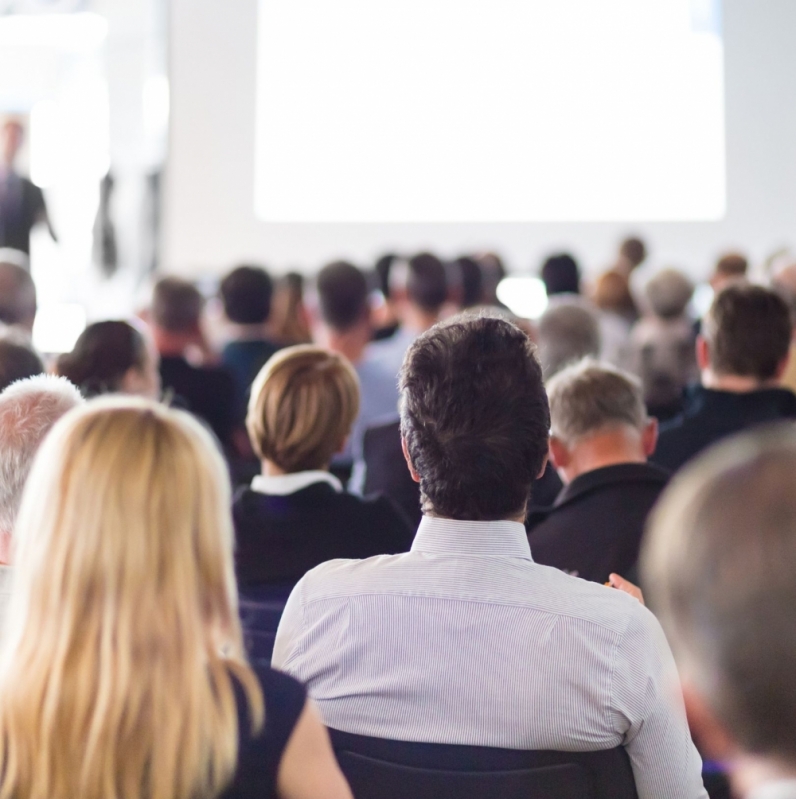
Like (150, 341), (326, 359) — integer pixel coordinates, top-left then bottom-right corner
(255, 0), (725, 223)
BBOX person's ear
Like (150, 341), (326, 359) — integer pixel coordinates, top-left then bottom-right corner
(536, 451), (549, 479)
(642, 418), (659, 458)
(682, 681), (738, 764)
(400, 436), (421, 484)
(696, 335), (710, 372)
(548, 437), (570, 471)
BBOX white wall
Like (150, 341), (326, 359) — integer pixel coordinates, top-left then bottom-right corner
(164, 0), (796, 279)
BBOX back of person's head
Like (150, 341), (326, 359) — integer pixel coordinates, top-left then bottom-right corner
(593, 269), (636, 316)
(0, 375), (83, 536)
(537, 299), (601, 380)
(316, 261), (369, 332)
(0, 398), (262, 799)
(151, 277), (204, 332)
(219, 265), (273, 325)
(374, 253), (399, 299)
(547, 359), (647, 446)
(713, 252), (748, 282)
(270, 272), (312, 345)
(403, 252), (448, 314)
(0, 331), (43, 392)
(400, 314), (549, 520)
(247, 345), (359, 472)
(541, 253), (580, 296)
(56, 320), (157, 398)
(702, 283), (791, 381)
(644, 269), (694, 320)
(643, 427), (796, 770)
(0, 262), (36, 332)
(451, 256), (484, 308)
(619, 236), (647, 270)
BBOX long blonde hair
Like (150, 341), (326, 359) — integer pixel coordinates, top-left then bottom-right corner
(0, 397), (263, 799)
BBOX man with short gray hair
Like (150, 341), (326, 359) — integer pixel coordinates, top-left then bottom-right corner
(527, 359), (669, 583)
(0, 375), (83, 628)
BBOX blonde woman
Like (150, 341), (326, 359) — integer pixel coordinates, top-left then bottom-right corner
(0, 398), (352, 799)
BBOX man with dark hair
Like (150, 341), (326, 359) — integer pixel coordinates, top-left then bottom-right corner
(219, 265), (280, 422)
(448, 256), (485, 309)
(618, 236), (647, 272)
(150, 277), (235, 447)
(653, 283), (796, 472)
(312, 261), (399, 465)
(709, 251), (748, 292)
(0, 332), (43, 392)
(541, 252), (580, 296)
(0, 261), (36, 333)
(274, 314), (706, 799)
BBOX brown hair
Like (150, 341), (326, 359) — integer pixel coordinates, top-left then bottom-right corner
(246, 345), (359, 472)
(714, 252), (748, 279)
(151, 278), (204, 332)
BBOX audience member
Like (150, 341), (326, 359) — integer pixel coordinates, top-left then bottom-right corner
(527, 360), (668, 583)
(0, 375), (82, 629)
(370, 253), (401, 340)
(643, 427), (796, 799)
(653, 283), (795, 471)
(0, 261), (36, 332)
(274, 315), (706, 799)
(0, 331), (42, 392)
(366, 252), (448, 376)
(234, 346), (413, 592)
(472, 250), (507, 307)
(313, 261), (399, 463)
(56, 320), (160, 399)
(540, 252), (580, 296)
(631, 268), (698, 419)
(771, 259), (796, 395)
(592, 269), (635, 367)
(710, 251), (748, 293)
(150, 277), (236, 446)
(219, 265), (281, 420)
(449, 256), (484, 309)
(0, 398), (351, 799)
(536, 298), (600, 379)
(617, 236), (647, 274)
(270, 272), (312, 345)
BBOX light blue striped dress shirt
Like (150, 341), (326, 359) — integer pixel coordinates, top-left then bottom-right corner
(273, 516), (707, 799)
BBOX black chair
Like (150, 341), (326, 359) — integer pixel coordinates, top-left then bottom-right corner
(238, 583), (293, 665)
(329, 729), (638, 799)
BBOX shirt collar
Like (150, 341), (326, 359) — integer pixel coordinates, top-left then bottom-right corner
(251, 470), (342, 496)
(411, 516), (532, 560)
(748, 780), (796, 799)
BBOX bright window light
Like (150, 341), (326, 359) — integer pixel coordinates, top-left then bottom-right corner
(0, 13), (108, 50)
(143, 74), (170, 138)
(496, 277), (549, 320)
(33, 303), (86, 354)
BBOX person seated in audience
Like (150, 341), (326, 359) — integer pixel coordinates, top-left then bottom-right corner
(150, 277), (236, 447)
(653, 283), (795, 472)
(370, 253), (401, 341)
(234, 346), (413, 593)
(526, 359), (668, 583)
(366, 252), (448, 377)
(616, 235), (648, 275)
(219, 265), (282, 422)
(536, 297), (601, 379)
(771, 259), (796, 396)
(0, 261), (36, 333)
(0, 375), (82, 629)
(312, 261), (399, 466)
(0, 398), (352, 799)
(0, 330), (42, 392)
(643, 427), (796, 799)
(709, 251), (748, 293)
(631, 268), (698, 420)
(56, 320), (160, 399)
(270, 272), (312, 345)
(448, 256), (485, 309)
(273, 314), (707, 799)
(592, 269), (635, 368)
(540, 252), (580, 296)
(472, 251), (507, 308)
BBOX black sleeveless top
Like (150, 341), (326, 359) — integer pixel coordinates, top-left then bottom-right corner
(220, 666), (307, 799)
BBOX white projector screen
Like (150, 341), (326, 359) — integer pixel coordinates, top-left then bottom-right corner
(255, 0), (725, 223)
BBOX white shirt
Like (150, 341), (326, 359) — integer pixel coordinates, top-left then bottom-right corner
(750, 781), (796, 799)
(273, 516), (707, 799)
(251, 471), (342, 496)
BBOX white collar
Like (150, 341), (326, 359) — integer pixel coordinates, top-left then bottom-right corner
(251, 470), (343, 496)
(749, 780), (796, 799)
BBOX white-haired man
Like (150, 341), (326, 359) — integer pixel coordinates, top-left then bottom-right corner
(0, 375), (83, 626)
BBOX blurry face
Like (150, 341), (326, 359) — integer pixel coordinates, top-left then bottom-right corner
(1, 123), (22, 167)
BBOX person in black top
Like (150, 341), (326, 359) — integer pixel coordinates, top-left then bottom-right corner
(234, 345), (414, 591)
(653, 283), (796, 473)
(527, 359), (668, 583)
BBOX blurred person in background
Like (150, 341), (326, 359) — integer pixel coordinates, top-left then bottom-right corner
(472, 251), (507, 307)
(0, 261), (36, 333)
(448, 256), (485, 309)
(150, 277), (236, 448)
(592, 269), (636, 368)
(630, 268), (698, 420)
(56, 320), (160, 399)
(540, 252), (580, 296)
(536, 298), (601, 380)
(234, 346), (413, 594)
(616, 236), (647, 275)
(653, 283), (795, 472)
(709, 251), (748, 293)
(0, 398), (353, 799)
(0, 120), (55, 256)
(269, 272), (312, 346)
(0, 331), (42, 392)
(527, 360), (667, 584)
(370, 253), (401, 340)
(0, 375), (82, 629)
(772, 259), (796, 395)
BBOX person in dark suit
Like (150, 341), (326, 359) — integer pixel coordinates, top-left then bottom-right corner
(149, 277), (236, 448)
(653, 284), (796, 473)
(527, 359), (668, 583)
(234, 345), (414, 591)
(0, 121), (55, 255)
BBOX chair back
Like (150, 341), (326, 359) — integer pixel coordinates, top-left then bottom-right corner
(238, 583), (293, 665)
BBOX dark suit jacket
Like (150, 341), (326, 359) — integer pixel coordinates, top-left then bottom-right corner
(233, 481), (415, 589)
(526, 462), (670, 584)
(652, 385), (796, 472)
(0, 174), (47, 254)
